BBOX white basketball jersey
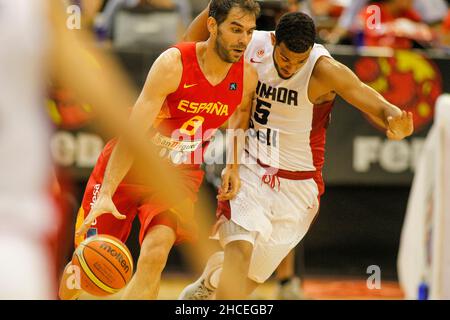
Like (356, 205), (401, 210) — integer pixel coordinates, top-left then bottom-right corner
(244, 30), (333, 172)
(0, 0), (52, 233)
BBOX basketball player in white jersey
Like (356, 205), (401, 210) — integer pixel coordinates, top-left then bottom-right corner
(0, 0), (159, 299)
(0, 0), (56, 299)
(179, 10), (414, 299)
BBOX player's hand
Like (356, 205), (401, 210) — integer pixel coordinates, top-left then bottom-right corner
(386, 111), (414, 140)
(75, 194), (126, 237)
(217, 166), (241, 201)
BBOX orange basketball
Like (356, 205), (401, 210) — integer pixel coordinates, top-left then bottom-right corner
(71, 234), (134, 296)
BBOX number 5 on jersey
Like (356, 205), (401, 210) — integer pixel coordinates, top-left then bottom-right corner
(253, 98), (272, 125)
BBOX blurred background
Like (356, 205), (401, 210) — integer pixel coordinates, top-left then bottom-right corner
(50, 0), (450, 299)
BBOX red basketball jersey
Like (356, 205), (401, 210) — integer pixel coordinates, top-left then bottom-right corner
(151, 42), (244, 167)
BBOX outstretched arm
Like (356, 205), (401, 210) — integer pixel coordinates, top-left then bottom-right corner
(314, 57), (414, 140)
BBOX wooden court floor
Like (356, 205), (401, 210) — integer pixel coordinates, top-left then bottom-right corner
(80, 274), (404, 300)
(157, 274), (405, 300)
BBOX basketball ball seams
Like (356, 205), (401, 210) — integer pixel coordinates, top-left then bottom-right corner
(96, 236), (134, 271)
(73, 254), (110, 295)
(75, 248), (117, 294)
(77, 248), (117, 294)
(71, 235), (134, 296)
(84, 244), (127, 285)
(83, 235), (134, 271)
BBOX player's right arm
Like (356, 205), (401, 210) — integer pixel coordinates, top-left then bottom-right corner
(75, 48), (183, 236)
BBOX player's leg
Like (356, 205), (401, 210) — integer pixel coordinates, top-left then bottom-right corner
(121, 223), (176, 299)
(179, 238), (290, 301)
(275, 250), (303, 299)
(180, 164), (268, 300)
(265, 178), (319, 300)
(177, 218), (261, 300)
(178, 251), (224, 300)
(245, 278), (260, 297)
(179, 204), (315, 301)
(213, 214), (263, 299)
(178, 251), (261, 300)
(216, 239), (253, 299)
(216, 165), (273, 299)
(276, 250), (295, 280)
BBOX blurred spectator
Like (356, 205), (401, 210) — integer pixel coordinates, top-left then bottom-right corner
(359, 0), (434, 49)
(256, 0), (344, 31)
(325, 0), (368, 43)
(144, 0), (194, 27)
(256, 0), (290, 30)
(310, 0), (345, 17)
(93, 0), (192, 42)
(173, 0), (194, 29)
(290, 0), (351, 42)
(292, 0), (346, 20)
(288, 0), (301, 12)
(444, 10), (450, 34)
(440, 9), (450, 46)
(326, 0), (448, 44)
(93, 0), (141, 41)
(188, 0), (209, 16)
(413, 0), (449, 25)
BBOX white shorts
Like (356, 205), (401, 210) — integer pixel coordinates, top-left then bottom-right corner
(213, 164), (320, 283)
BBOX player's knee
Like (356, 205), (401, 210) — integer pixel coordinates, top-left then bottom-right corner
(137, 225), (175, 271)
(137, 245), (171, 274)
(138, 239), (173, 273)
(246, 278), (260, 296)
(224, 240), (253, 267)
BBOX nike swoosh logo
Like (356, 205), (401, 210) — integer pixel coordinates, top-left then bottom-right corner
(184, 83), (198, 89)
(250, 58), (262, 64)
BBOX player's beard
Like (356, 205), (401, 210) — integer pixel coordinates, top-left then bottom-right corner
(215, 30), (244, 63)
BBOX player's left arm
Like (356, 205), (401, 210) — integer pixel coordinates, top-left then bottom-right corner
(315, 56), (414, 140)
(218, 63), (258, 201)
(183, 2), (210, 42)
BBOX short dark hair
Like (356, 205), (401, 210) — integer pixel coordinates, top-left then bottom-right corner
(275, 12), (316, 53)
(209, 0), (261, 26)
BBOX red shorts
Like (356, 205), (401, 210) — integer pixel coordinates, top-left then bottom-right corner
(74, 140), (204, 247)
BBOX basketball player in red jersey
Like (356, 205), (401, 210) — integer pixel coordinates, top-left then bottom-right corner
(59, 0), (260, 300)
